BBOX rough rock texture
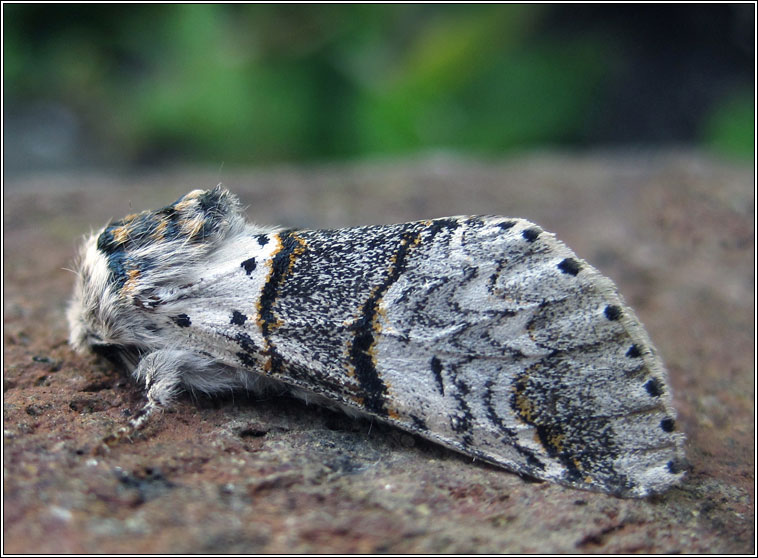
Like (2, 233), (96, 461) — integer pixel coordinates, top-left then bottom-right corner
(3, 152), (754, 553)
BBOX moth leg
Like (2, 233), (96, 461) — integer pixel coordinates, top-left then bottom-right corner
(100, 349), (254, 450)
(130, 349), (189, 429)
(102, 350), (195, 447)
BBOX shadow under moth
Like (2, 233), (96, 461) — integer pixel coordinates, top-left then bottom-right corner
(68, 186), (686, 497)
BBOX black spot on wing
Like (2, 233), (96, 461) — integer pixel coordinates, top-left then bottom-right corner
(522, 227), (542, 242)
(171, 314), (191, 327)
(231, 310), (247, 325)
(660, 417), (676, 432)
(644, 378), (664, 397)
(558, 257), (581, 276)
(604, 305), (623, 321)
(241, 258), (257, 275)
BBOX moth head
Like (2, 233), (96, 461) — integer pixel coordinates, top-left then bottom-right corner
(67, 230), (142, 370)
(67, 186), (243, 370)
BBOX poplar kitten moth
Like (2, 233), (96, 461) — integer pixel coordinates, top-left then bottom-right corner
(68, 186), (686, 497)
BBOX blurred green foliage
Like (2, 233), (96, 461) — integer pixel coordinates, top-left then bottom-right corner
(703, 90), (754, 160)
(3, 4), (753, 167)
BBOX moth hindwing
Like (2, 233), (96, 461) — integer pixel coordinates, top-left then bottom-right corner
(68, 186), (686, 497)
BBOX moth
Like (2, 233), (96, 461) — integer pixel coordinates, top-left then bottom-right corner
(68, 186), (686, 497)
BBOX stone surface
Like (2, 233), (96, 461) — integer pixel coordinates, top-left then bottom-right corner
(3, 152), (754, 553)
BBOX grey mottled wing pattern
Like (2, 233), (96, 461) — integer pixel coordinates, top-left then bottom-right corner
(67, 187), (685, 498)
(236, 217), (683, 496)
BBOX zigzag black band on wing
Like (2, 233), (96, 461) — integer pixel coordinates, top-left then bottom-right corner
(349, 227), (424, 417)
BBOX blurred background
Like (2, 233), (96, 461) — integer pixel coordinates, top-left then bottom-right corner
(3, 4), (754, 176)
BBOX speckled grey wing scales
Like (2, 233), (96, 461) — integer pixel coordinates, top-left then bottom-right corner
(67, 187), (685, 497)
(246, 217), (684, 497)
